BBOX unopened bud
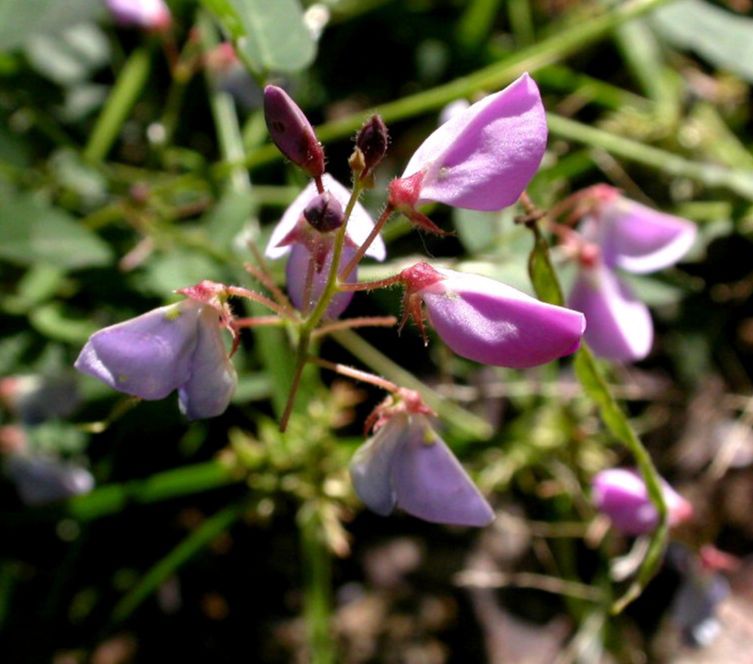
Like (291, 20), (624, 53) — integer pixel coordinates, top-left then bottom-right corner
(355, 114), (388, 179)
(303, 192), (344, 233)
(264, 85), (325, 179)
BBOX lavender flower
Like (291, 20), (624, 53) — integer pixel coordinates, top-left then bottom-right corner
(350, 413), (494, 527)
(388, 73), (546, 215)
(105, 0), (171, 30)
(5, 455), (94, 506)
(75, 296), (236, 419)
(266, 174), (386, 262)
(568, 190), (696, 361)
(592, 468), (693, 536)
(266, 174), (386, 318)
(401, 262), (585, 368)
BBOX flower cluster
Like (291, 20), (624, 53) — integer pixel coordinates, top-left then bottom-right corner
(564, 186), (696, 361)
(74, 73), (697, 532)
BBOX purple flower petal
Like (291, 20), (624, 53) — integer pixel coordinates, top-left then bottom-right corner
(75, 301), (202, 400)
(568, 265), (653, 362)
(105, 0), (171, 29)
(401, 73), (547, 211)
(599, 198), (697, 274)
(391, 416), (495, 527)
(350, 414), (494, 527)
(285, 242), (357, 319)
(265, 174), (386, 261)
(178, 306), (237, 420)
(420, 268), (585, 368)
(592, 468), (693, 536)
(349, 416), (404, 516)
(6, 454), (94, 506)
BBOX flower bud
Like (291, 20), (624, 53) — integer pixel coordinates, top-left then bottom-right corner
(592, 468), (693, 535)
(354, 114), (388, 179)
(303, 192), (344, 233)
(263, 85), (325, 179)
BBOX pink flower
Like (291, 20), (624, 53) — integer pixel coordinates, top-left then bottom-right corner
(592, 468), (693, 535)
(105, 0), (171, 30)
(568, 189), (696, 362)
(401, 263), (585, 368)
(350, 412), (494, 527)
(388, 74), (547, 216)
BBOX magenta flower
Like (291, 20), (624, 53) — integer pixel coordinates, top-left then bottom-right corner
(105, 0), (171, 30)
(75, 293), (236, 420)
(388, 73), (546, 216)
(401, 263), (585, 368)
(568, 190), (696, 362)
(592, 468), (693, 536)
(350, 413), (494, 527)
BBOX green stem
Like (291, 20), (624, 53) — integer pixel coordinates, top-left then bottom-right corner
(526, 223), (668, 613)
(299, 504), (335, 664)
(111, 501), (246, 624)
(0, 460), (240, 525)
(546, 112), (753, 200)
(197, 11), (252, 196)
(84, 47), (152, 162)
(239, 0), (671, 171)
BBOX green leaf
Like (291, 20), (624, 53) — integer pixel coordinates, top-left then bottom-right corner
(0, 194), (112, 269)
(0, 0), (103, 52)
(652, 0), (753, 83)
(206, 0), (316, 73)
(527, 226), (564, 306)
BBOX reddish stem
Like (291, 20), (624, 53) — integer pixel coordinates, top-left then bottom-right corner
(233, 316), (284, 329)
(339, 204), (393, 281)
(308, 356), (399, 394)
(312, 315), (397, 338)
(338, 273), (403, 292)
(226, 286), (293, 318)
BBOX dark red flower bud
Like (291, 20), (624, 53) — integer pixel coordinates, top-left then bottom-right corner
(355, 114), (389, 178)
(263, 85), (325, 179)
(303, 192), (344, 233)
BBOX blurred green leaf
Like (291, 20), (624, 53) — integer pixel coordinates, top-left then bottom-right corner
(29, 303), (97, 344)
(652, 0), (753, 83)
(206, 0), (316, 73)
(0, 0), (102, 52)
(0, 195), (112, 269)
(24, 23), (109, 86)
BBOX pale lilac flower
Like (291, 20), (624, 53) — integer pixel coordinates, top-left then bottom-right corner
(389, 73), (547, 214)
(592, 468), (693, 536)
(265, 174), (386, 261)
(285, 242), (358, 318)
(568, 189), (696, 361)
(5, 454), (94, 506)
(350, 413), (494, 526)
(401, 263), (585, 368)
(105, 0), (171, 30)
(75, 298), (236, 419)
